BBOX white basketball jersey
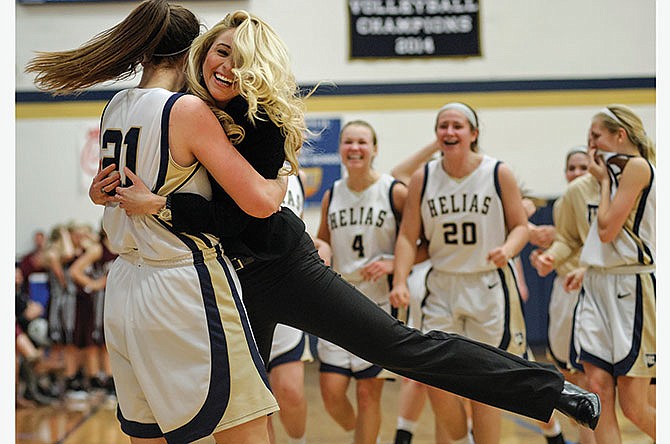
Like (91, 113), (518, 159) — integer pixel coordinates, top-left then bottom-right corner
(327, 174), (399, 281)
(281, 174), (305, 217)
(580, 158), (655, 268)
(100, 88), (217, 261)
(421, 155), (505, 273)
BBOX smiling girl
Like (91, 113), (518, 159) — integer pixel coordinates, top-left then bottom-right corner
(390, 102), (531, 444)
(574, 105), (656, 443)
(316, 120), (407, 444)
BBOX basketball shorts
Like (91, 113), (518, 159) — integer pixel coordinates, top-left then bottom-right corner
(317, 298), (393, 379)
(546, 275), (581, 370)
(575, 268), (655, 377)
(104, 247), (278, 443)
(406, 260), (431, 329)
(422, 263), (527, 358)
(268, 324), (313, 371)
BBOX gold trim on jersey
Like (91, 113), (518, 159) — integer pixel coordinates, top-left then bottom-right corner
(150, 151), (218, 255)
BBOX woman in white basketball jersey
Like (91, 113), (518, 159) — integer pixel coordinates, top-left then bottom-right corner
(389, 141), (451, 444)
(575, 105), (656, 443)
(316, 120), (408, 444)
(25, 1), (289, 442)
(391, 102), (531, 444)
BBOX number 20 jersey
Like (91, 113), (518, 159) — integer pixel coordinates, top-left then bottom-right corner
(100, 88), (218, 261)
(421, 155), (505, 273)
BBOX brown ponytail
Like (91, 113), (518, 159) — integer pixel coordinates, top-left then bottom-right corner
(26, 0), (199, 95)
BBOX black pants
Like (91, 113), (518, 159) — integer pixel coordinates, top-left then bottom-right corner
(236, 232), (563, 422)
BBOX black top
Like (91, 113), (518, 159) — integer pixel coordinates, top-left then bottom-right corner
(170, 95), (305, 260)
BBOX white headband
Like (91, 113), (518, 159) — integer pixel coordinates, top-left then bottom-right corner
(600, 107), (626, 127)
(567, 145), (588, 156)
(438, 102), (478, 128)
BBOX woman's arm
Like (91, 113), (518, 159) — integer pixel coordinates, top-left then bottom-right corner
(110, 168), (248, 238)
(311, 235), (332, 266)
(487, 164), (529, 268)
(171, 95), (287, 218)
(534, 190), (584, 276)
(390, 140), (440, 185)
(390, 168), (424, 309)
(316, 189), (332, 245)
(588, 151), (651, 243)
(68, 243), (106, 294)
(110, 95), (287, 234)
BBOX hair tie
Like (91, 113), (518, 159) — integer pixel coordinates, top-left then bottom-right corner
(153, 46), (190, 57)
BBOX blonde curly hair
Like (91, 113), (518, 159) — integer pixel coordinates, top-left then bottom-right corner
(186, 10), (309, 175)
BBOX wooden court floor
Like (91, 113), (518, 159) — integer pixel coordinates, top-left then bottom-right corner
(16, 360), (653, 444)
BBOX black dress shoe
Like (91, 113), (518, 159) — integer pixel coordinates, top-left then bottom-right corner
(556, 381), (601, 430)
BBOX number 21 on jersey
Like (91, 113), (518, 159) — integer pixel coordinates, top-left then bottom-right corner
(100, 127), (140, 189)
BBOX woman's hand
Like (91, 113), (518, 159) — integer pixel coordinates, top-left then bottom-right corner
(112, 168), (166, 216)
(89, 163), (121, 205)
(564, 267), (586, 292)
(486, 246), (510, 269)
(530, 250), (555, 277)
(529, 224), (555, 249)
(587, 147), (609, 184)
(361, 259), (394, 282)
(311, 236), (332, 266)
(389, 282), (410, 309)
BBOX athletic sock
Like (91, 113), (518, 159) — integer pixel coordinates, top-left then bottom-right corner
(450, 433), (475, 444)
(287, 436), (306, 444)
(396, 417), (418, 433)
(542, 418), (562, 436)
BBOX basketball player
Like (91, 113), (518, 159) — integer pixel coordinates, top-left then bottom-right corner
(315, 120), (406, 443)
(575, 105), (656, 443)
(94, 9), (600, 432)
(389, 140), (451, 444)
(390, 102), (537, 444)
(25, 1), (289, 442)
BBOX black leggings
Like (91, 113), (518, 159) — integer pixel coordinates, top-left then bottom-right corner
(236, 232), (563, 422)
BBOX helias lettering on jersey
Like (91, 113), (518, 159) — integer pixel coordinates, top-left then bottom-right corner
(283, 189), (303, 211)
(426, 193), (491, 217)
(587, 204), (598, 225)
(329, 207), (388, 229)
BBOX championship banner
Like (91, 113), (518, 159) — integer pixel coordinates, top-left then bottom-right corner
(299, 118), (342, 207)
(348, 0), (480, 58)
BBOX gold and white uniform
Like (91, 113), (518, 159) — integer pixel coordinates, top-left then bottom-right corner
(101, 88), (277, 442)
(420, 156), (527, 357)
(318, 174), (399, 377)
(576, 157), (655, 377)
(542, 174), (600, 370)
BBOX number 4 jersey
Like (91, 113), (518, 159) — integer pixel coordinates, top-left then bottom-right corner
(100, 88), (218, 260)
(325, 174), (400, 304)
(421, 155), (506, 273)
